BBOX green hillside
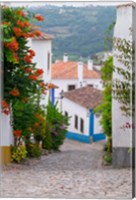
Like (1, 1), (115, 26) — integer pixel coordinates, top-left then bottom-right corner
(31, 5), (116, 62)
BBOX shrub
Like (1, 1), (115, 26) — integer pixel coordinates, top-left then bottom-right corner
(32, 107), (46, 143)
(42, 121), (52, 150)
(95, 56), (113, 153)
(26, 143), (42, 158)
(103, 152), (112, 165)
(11, 145), (27, 163)
(45, 101), (69, 151)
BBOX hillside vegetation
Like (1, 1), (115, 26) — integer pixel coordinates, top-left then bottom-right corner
(31, 5), (116, 61)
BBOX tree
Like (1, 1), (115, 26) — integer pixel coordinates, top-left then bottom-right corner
(95, 56), (113, 154)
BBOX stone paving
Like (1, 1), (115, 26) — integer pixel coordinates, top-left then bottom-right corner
(0, 139), (132, 199)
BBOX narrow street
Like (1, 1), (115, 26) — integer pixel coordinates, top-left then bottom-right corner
(1, 139), (132, 198)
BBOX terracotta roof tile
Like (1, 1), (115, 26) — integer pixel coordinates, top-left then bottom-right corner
(31, 25), (53, 40)
(33, 32), (53, 40)
(64, 86), (102, 109)
(51, 61), (100, 79)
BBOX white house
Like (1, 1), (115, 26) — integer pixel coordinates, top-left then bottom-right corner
(112, 3), (134, 167)
(62, 86), (105, 143)
(51, 54), (102, 109)
(28, 30), (54, 106)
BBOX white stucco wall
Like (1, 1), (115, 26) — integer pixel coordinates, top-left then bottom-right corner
(31, 39), (52, 106)
(32, 40), (52, 83)
(62, 98), (89, 135)
(94, 115), (103, 134)
(1, 114), (14, 146)
(112, 4), (133, 148)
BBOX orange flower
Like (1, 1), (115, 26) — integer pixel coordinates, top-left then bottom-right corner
(42, 90), (47, 95)
(28, 49), (35, 57)
(16, 20), (30, 28)
(25, 67), (32, 73)
(13, 27), (22, 37)
(9, 88), (20, 97)
(2, 100), (10, 115)
(24, 55), (32, 63)
(33, 30), (42, 37)
(35, 69), (44, 76)
(39, 82), (45, 87)
(16, 10), (25, 17)
(2, 21), (10, 26)
(4, 37), (19, 51)
(29, 75), (37, 81)
(23, 32), (35, 38)
(48, 83), (54, 89)
(2, 100), (10, 108)
(13, 130), (22, 138)
(34, 14), (44, 21)
(13, 52), (19, 63)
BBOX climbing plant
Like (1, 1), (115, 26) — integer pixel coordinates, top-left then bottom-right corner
(112, 29), (134, 130)
(113, 32), (133, 117)
(95, 56), (113, 155)
(2, 6), (48, 147)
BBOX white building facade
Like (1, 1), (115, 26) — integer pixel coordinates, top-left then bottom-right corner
(112, 3), (134, 167)
(28, 32), (53, 106)
(51, 55), (102, 108)
(62, 86), (105, 143)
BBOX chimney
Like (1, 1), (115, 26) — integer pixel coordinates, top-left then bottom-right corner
(87, 59), (93, 70)
(78, 61), (83, 82)
(63, 53), (68, 62)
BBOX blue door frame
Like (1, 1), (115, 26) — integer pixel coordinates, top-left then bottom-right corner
(89, 109), (106, 142)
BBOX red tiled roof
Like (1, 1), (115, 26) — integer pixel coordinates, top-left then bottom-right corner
(64, 86), (102, 109)
(51, 61), (100, 79)
(33, 32), (53, 40)
(48, 83), (59, 89)
(31, 25), (53, 40)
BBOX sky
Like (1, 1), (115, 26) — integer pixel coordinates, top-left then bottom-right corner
(1, 0), (133, 7)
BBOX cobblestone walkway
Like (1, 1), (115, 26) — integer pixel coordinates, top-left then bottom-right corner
(0, 139), (132, 199)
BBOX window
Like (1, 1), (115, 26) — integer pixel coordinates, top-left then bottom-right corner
(95, 113), (101, 118)
(75, 115), (78, 129)
(68, 85), (75, 91)
(80, 118), (84, 133)
(88, 84), (93, 87)
(65, 111), (68, 117)
(47, 52), (50, 71)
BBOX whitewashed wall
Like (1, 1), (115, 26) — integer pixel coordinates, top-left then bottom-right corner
(1, 114), (14, 146)
(112, 4), (134, 167)
(62, 98), (89, 135)
(31, 39), (52, 106)
(112, 4), (133, 148)
(94, 115), (103, 134)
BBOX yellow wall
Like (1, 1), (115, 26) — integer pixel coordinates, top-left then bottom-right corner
(0, 146), (11, 165)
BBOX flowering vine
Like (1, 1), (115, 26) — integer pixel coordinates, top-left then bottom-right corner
(2, 6), (47, 144)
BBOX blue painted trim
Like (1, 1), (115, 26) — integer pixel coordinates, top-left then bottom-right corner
(93, 133), (106, 142)
(66, 131), (90, 143)
(89, 109), (94, 137)
(51, 88), (55, 106)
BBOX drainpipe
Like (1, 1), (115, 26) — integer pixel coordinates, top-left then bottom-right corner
(51, 88), (55, 106)
(89, 109), (94, 143)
